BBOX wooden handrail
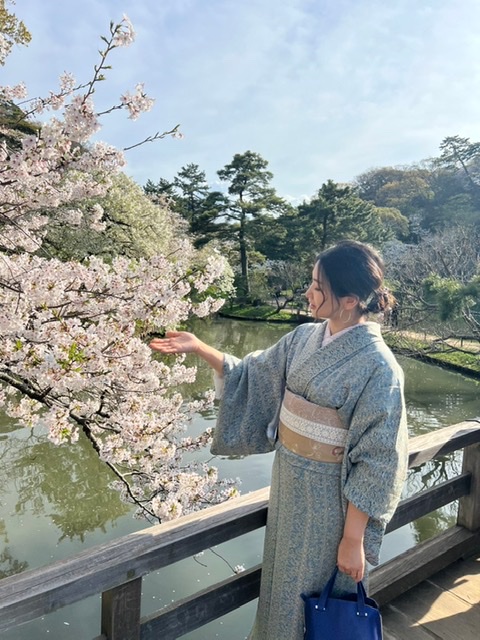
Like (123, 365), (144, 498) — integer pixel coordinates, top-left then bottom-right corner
(0, 488), (270, 633)
(385, 473), (471, 533)
(0, 421), (479, 638)
(408, 420), (480, 467)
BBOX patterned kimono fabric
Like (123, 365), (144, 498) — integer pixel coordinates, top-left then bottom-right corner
(211, 321), (408, 640)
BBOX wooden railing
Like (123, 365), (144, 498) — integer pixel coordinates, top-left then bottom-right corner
(1, 420), (480, 640)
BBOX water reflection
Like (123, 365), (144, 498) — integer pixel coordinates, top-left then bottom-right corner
(0, 521), (28, 579)
(17, 436), (131, 541)
(0, 420), (131, 545)
(405, 453), (461, 546)
(402, 357), (480, 434)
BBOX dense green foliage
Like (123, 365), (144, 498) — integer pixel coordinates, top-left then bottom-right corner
(222, 304), (300, 322)
(216, 151), (291, 296)
(0, 0), (31, 65)
(145, 136), (480, 337)
(44, 173), (185, 261)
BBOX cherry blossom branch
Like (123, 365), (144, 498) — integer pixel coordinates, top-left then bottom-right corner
(123, 125), (183, 151)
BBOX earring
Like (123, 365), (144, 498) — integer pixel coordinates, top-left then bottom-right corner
(339, 308), (352, 324)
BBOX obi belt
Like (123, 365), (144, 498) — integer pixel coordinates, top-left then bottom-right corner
(278, 389), (347, 463)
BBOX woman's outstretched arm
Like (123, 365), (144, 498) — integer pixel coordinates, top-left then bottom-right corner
(149, 331), (225, 376)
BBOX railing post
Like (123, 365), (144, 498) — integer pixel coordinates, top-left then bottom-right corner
(457, 442), (480, 531)
(101, 578), (142, 640)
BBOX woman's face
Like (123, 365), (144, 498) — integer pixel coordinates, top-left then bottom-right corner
(305, 264), (337, 320)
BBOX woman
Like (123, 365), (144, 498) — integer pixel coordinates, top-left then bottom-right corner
(150, 240), (408, 640)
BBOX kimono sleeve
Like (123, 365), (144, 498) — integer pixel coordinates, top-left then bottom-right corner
(211, 329), (297, 457)
(343, 363), (408, 526)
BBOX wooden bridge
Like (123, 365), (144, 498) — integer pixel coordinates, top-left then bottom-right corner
(0, 420), (479, 639)
(382, 552), (480, 639)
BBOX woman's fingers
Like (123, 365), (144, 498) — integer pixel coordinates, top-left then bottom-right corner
(149, 337), (179, 353)
(337, 535), (365, 583)
(338, 565), (364, 582)
(149, 341), (165, 352)
(149, 331), (197, 354)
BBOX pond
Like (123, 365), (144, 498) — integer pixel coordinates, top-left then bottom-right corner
(1, 318), (479, 639)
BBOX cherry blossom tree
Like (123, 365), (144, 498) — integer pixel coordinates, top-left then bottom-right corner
(0, 16), (236, 522)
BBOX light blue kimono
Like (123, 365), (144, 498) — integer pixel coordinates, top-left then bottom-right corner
(211, 321), (408, 640)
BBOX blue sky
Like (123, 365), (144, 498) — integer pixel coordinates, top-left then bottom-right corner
(4, 0), (480, 202)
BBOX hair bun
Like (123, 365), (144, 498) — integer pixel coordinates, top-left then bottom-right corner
(366, 288), (395, 314)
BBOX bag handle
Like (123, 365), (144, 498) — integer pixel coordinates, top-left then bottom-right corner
(315, 567), (368, 617)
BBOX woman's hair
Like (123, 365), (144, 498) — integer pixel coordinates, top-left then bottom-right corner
(316, 240), (394, 315)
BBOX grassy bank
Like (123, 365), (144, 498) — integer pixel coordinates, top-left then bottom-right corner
(383, 331), (480, 379)
(219, 304), (309, 323)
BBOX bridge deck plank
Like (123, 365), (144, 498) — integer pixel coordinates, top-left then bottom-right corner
(382, 554), (480, 640)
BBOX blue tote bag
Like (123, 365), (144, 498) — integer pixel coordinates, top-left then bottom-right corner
(301, 567), (383, 640)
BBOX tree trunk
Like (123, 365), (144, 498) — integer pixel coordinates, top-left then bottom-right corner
(239, 206), (249, 295)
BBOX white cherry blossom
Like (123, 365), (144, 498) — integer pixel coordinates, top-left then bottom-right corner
(0, 16), (235, 521)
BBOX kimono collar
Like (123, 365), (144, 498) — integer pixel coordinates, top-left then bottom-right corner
(288, 321), (384, 392)
(322, 321), (383, 350)
(322, 321), (365, 348)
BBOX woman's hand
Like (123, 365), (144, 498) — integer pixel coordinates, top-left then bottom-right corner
(149, 331), (200, 355)
(337, 535), (365, 582)
(149, 331), (225, 375)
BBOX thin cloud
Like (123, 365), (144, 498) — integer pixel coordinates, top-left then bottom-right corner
(3, 0), (480, 196)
